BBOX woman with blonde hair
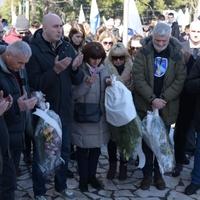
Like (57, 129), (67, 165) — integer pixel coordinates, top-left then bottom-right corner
(104, 42), (133, 180)
(97, 30), (117, 56)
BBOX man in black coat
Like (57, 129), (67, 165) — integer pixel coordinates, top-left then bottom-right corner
(26, 13), (84, 200)
(184, 57), (200, 195)
(167, 12), (180, 39)
(0, 41), (37, 200)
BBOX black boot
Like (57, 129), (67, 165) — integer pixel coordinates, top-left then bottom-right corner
(88, 176), (103, 190)
(79, 180), (88, 192)
(118, 162), (127, 181)
(107, 162), (117, 179)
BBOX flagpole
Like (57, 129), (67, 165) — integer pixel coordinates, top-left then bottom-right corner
(123, 0), (128, 47)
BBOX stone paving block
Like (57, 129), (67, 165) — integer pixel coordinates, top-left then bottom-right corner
(98, 190), (112, 197)
(113, 189), (134, 197)
(167, 190), (197, 200)
(15, 148), (200, 200)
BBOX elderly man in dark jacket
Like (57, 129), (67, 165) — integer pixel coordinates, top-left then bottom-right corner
(0, 41), (37, 200)
(26, 13), (84, 200)
(132, 22), (186, 191)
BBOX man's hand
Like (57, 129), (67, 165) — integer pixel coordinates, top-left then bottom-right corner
(0, 99), (9, 116)
(0, 90), (13, 114)
(72, 53), (83, 71)
(17, 93), (37, 111)
(53, 56), (72, 74)
(5, 94), (13, 110)
(152, 98), (167, 110)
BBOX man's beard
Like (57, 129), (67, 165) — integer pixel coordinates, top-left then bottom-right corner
(153, 43), (168, 53)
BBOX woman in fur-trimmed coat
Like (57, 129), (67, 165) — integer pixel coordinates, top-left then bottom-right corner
(104, 42), (134, 181)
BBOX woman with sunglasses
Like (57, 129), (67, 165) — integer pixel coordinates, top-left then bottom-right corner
(97, 30), (117, 56)
(127, 34), (143, 61)
(72, 42), (110, 192)
(104, 42), (134, 180)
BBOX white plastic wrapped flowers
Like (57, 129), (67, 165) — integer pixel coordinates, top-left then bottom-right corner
(142, 109), (175, 174)
(105, 75), (143, 161)
(32, 91), (64, 176)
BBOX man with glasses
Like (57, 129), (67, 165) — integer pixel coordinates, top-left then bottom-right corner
(3, 15), (32, 44)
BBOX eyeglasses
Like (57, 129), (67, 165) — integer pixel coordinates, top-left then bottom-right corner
(112, 56), (125, 61)
(103, 41), (113, 46)
(131, 47), (141, 51)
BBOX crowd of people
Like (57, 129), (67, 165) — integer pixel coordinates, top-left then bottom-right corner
(0, 11), (200, 200)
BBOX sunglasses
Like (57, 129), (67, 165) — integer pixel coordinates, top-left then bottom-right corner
(103, 41), (113, 46)
(0, 30), (5, 34)
(131, 47), (141, 50)
(112, 56), (125, 61)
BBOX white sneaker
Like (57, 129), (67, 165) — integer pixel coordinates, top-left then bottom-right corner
(35, 195), (47, 200)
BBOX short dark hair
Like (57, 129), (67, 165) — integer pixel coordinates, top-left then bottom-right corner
(158, 14), (165, 21)
(82, 42), (106, 63)
(168, 12), (174, 17)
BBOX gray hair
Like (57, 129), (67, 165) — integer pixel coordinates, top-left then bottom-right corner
(153, 22), (172, 37)
(6, 41), (32, 59)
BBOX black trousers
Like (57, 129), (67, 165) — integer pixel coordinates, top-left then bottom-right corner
(142, 125), (170, 178)
(107, 139), (127, 163)
(77, 147), (100, 184)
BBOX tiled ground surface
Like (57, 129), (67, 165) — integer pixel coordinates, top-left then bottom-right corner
(16, 147), (199, 200)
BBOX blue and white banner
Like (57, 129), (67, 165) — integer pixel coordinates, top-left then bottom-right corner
(123, 0), (143, 46)
(90, 0), (100, 35)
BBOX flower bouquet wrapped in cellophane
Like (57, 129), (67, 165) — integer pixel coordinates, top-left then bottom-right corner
(32, 91), (64, 176)
(141, 109), (175, 174)
(105, 75), (142, 160)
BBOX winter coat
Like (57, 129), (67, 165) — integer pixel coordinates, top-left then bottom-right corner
(0, 116), (10, 174)
(133, 36), (186, 125)
(185, 58), (200, 132)
(72, 63), (110, 148)
(105, 54), (133, 90)
(26, 29), (84, 124)
(171, 21), (180, 39)
(0, 57), (26, 150)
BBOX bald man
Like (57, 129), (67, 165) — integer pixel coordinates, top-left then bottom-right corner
(26, 13), (84, 200)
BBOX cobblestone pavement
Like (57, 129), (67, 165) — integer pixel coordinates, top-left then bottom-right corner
(16, 147), (199, 200)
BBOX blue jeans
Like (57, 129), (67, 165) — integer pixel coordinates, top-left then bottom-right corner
(192, 132), (200, 185)
(32, 122), (71, 196)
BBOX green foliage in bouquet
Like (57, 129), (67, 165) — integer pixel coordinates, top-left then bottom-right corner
(109, 116), (142, 160)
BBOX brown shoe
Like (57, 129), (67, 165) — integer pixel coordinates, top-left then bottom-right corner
(154, 176), (166, 190)
(140, 177), (152, 190)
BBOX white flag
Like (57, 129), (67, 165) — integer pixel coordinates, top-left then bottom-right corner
(90, 0), (100, 35)
(78, 4), (86, 24)
(123, 0), (143, 47)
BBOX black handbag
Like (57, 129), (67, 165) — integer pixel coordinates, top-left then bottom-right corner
(74, 102), (102, 123)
